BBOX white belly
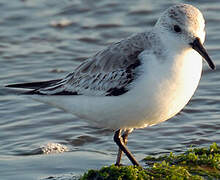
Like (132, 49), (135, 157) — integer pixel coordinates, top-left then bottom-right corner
(33, 49), (202, 130)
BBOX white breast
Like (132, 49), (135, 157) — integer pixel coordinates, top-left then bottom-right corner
(132, 48), (203, 127)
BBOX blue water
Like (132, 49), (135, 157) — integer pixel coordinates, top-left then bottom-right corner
(0, 0), (220, 179)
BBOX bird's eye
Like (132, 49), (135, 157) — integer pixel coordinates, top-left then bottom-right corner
(173, 25), (181, 33)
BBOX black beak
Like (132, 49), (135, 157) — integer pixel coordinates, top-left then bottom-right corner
(190, 37), (215, 70)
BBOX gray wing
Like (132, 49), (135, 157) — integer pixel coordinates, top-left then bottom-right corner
(30, 33), (149, 96)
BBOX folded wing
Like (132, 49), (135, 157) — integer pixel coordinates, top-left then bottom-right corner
(7, 33), (148, 96)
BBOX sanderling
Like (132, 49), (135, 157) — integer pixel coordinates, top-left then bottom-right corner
(7, 4), (215, 166)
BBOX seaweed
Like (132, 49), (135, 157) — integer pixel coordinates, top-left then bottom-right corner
(80, 143), (220, 180)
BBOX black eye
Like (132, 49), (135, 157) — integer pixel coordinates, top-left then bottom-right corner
(174, 25), (181, 33)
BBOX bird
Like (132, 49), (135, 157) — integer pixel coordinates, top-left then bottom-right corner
(6, 4), (215, 166)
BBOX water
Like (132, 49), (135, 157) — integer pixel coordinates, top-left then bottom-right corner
(0, 0), (220, 179)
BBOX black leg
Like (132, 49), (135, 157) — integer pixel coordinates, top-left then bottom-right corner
(115, 130), (129, 166)
(114, 129), (140, 166)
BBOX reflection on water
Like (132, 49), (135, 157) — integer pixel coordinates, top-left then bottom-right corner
(0, 0), (220, 179)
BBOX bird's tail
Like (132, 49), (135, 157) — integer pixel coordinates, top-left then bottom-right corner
(6, 79), (62, 90)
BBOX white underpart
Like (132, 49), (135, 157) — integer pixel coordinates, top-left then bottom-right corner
(33, 47), (202, 130)
(30, 4), (206, 130)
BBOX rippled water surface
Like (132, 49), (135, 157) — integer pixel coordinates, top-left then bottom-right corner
(0, 0), (220, 179)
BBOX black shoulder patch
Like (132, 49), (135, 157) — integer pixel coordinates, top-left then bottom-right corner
(106, 58), (141, 96)
(106, 87), (128, 96)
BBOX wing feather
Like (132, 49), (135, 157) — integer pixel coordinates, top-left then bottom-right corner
(28, 33), (149, 96)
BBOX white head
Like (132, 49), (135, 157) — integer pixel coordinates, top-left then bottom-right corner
(155, 4), (215, 70)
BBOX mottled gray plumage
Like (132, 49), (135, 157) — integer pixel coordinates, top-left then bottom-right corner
(30, 32), (158, 96)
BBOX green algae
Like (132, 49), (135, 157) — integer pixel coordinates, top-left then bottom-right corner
(80, 165), (151, 180)
(144, 142), (219, 179)
(80, 143), (219, 180)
